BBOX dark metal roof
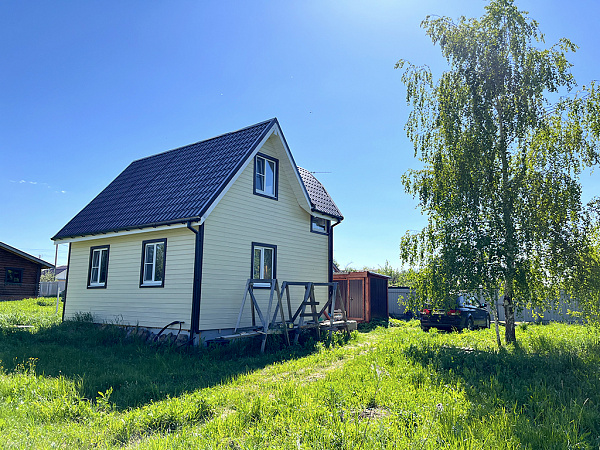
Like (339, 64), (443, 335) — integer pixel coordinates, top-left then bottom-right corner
(53, 119), (342, 240)
(53, 119), (277, 240)
(297, 167), (343, 220)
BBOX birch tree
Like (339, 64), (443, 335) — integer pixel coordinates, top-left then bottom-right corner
(397, 0), (600, 343)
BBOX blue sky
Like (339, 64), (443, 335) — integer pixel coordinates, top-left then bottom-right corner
(1, 0), (599, 268)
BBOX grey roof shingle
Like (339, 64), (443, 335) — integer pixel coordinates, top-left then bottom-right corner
(298, 167), (343, 220)
(53, 119), (342, 240)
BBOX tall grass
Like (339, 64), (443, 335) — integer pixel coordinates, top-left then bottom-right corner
(0, 298), (599, 448)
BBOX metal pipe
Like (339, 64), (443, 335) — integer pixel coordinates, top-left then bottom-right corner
(328, 220), (341, 284)
(186, 221), (204, 346)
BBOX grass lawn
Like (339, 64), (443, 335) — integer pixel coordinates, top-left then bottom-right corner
(1, 298), (599, 449)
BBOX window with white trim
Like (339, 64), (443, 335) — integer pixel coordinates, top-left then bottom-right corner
(88, 245), (109, 288)
(252, 243), (276, 288)
(140, 239), (166, 287)
(254, 154), (278, 199)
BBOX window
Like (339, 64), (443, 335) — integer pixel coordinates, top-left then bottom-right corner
(87, 246), (109, 288)
(251, 242), (276, 288)
(311, 216), (330, 235)
(5, 268), (23, 285)
(254, 153), (278, 199)
(140, 239), (167, 287)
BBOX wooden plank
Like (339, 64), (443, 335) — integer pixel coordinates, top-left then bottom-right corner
(261, 279), (277, 352)
(248, 288), (266, 327)
(276, 282), (290, 346)
(234, 279), (251, 332)
(285, 283), (293, 320)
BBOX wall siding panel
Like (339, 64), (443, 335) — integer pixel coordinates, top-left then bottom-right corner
(64, 228), (195, 329)
(200, 136), (329, 331)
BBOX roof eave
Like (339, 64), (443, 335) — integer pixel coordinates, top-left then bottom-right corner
(310, 207), (344, 221)
(52, 216), (204, 242)
(0, 242), (54, 268)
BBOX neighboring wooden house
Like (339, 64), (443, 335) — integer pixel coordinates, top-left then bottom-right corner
(0, 242), (54, 300)
(52, 118), (343, 343)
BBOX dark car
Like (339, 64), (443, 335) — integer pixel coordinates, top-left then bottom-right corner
(420, 294), (491, 332)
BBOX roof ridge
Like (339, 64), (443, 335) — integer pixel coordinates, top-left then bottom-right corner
(131, 118), (277, 164)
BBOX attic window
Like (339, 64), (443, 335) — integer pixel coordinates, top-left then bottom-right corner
(254, 153), (278, 199)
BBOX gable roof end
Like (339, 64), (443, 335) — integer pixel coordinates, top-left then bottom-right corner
(52, 119), (278, 240)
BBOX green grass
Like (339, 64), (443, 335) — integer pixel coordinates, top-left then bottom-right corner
(1, 298), (599, 448)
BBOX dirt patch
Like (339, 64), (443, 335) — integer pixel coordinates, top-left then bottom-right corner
(302, 358), (346, 383)
(218, 408), (236, 419)
(358, 407), (390, 420)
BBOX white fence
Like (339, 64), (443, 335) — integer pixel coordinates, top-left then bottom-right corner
(39, 281), (66, 297)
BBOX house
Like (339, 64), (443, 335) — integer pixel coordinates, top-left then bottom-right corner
(0, 242), (54, 300)
(42, 265), (68, 280)
(52, 118), (343, 343)
(54, 265), (68, 280)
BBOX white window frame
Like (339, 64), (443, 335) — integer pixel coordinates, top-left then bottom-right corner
(252, 242), (276, 288)
(88, 246), (109, 288)
(141, 239), (166, 287)
(254, 153), (278, 199)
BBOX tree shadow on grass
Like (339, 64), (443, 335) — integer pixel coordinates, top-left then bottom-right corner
(402, 333), (600, 447)
(0, 319), (330, 410)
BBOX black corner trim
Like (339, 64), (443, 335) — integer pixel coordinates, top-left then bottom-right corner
(189, 223), (204, 334)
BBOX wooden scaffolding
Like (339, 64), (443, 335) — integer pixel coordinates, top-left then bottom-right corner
(212, 279), (353, 352)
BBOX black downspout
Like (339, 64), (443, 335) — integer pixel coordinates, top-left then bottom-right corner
(187, 222), (204, 344)
(328, 220), (341, 284)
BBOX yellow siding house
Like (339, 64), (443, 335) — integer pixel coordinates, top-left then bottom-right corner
(52, 119), (343, 344)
